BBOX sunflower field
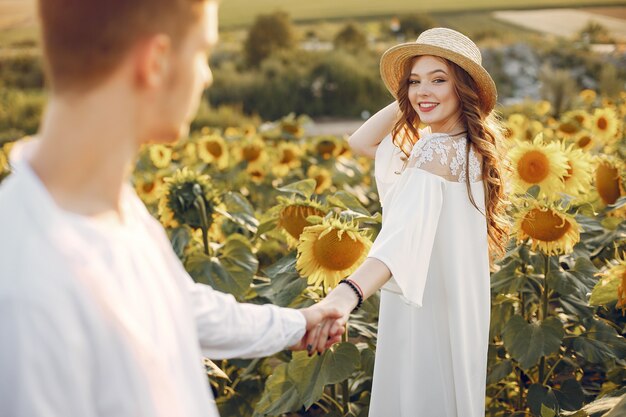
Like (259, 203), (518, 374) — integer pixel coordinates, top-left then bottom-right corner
(1, 92), (625, 416)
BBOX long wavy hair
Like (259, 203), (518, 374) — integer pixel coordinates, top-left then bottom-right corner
(391, 56), (511, 268)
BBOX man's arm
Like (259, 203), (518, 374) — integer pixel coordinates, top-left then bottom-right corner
(187, 282), (343, 359)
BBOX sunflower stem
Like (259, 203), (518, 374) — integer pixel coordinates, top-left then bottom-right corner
(194, 194), (211, 256)
(539, 254), (551, 384)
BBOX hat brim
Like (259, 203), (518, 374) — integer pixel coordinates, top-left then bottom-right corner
(380, 43), (497, 114)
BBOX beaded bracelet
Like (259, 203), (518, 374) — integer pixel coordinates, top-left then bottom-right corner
(339, 279), (363, 312)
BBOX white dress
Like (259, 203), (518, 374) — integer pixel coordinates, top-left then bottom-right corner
(366, 131), (491, 417)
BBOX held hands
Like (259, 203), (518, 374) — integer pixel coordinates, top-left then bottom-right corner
(291, 283), (361, 355)
(290, 303), (346, 354)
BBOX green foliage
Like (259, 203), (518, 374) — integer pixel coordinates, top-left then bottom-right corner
(244, 11), (296, 67)
(397, 13), (435, 39)
(333, 22), (367, 52)
(0, 51), (44, 89)
(0, 88), (45, 142)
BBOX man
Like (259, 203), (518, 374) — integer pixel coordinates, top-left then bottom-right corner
(0, 1), (343, 416)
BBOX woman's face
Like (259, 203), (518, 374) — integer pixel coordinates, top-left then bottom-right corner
(407, 55), (463, 134)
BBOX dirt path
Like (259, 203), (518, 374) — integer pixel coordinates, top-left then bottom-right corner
(492, 8), (626, 41)
(306, 119), (364, 137)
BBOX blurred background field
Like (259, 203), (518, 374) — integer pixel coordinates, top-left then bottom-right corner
(0, 2), (625, 416)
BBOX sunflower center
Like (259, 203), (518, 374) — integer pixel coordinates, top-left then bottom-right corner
(142, 182), (156, 193)
(596, 162), (621, 205)
(243, 145), (261, 162)
(521, 208), (572, 242)
(205, 141), (223, 158)
(559, 122), (578, 134)
(279, 206), (325, 240)
(280, 149), (296, 164)
(577, 135), (591, 149)
(517, 150), (550, 183)
(313, 229), (365, 271)
(317, 141), (336, 156)
(597, 117), (608, 131)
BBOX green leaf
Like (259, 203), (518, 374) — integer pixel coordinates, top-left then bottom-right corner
(589, 273), (620, 306)
(360, 347), (375, 376)
(541, 404), (557, 417)
(572, 328), (622, 364)
(502, 316), (564, 369)
(186, 235), (258, 299)
(554, 379), (584, 411)
(276, 179), (316, 199)
(256, 254), (307, 307)
(322, 342), (361, 384)
(487, 359), (513, 385)
(490, 298), (515, 339)
(286, 343), (361, 409)
(605, 394), (626, 417)
(288, 352), (327, 409)
(527, 384), (558, 417)
(169, 226), (191, 258)
(490, 259), (525, 293)
(219, 235), (258, 296)
(326, 191), (371, 216)
(219, 191), (259, 232)
(254, 363), (301, 416)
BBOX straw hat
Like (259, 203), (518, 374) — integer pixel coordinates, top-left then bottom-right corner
(380, 27), (497, 114)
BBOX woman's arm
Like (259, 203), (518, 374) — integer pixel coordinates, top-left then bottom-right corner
(348, 101), (400, 159)
(304, 258), (392, 353)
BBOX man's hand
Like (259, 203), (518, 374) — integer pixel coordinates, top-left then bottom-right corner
(289, 303), (346, 354)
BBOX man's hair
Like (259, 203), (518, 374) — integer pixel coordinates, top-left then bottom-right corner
(38, 0), (207, 92)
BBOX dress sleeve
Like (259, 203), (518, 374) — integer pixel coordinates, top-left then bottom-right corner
(366, 169), (445, 307)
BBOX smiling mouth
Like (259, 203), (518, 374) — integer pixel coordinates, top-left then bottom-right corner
(418, 102), (439, 112)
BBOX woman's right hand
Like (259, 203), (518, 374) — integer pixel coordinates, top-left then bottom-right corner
(348, 100), (400, 159)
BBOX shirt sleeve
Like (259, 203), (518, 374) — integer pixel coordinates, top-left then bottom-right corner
(367, 168), (445, 307)
(131, 186), (308, 360)
(186, 281), (306, 360)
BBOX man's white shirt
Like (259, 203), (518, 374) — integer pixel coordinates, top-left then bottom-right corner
(0, 140), (306, 417)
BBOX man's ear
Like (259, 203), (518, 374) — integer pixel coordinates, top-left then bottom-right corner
(135, 34), (172, 89)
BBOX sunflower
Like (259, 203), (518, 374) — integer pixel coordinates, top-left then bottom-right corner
(277, 197), (328, 247)
(197, 134), (229, 170)
(247, 162), (268, 185)
(307, 165), (333, 194)
(570, 131), (598, 152)
(158, 167), (220, 229)
(560, 142), (594, 199)
(514, 201), (581, 256)
(578, 89), (597, 105)
(507, 133), (569, 200)
(296, 217), (372, 290)
(535, 100), (552, 117)
(237, 136), (267, 165)
(134, 174), (164, 205)
(312, 136), (342, 160)
(594, 156), (625, 206)
(592, 253), (626, 314)
(272, 142), (303, 177)
(149, 144), (172, 169)
(591, 108), (619, 145)
(557, 110), (590, 138)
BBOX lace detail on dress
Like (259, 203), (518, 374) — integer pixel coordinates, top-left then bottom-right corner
(406, 133), (482, 182)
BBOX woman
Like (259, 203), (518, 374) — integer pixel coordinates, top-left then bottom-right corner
(305, 28), (510, 416)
